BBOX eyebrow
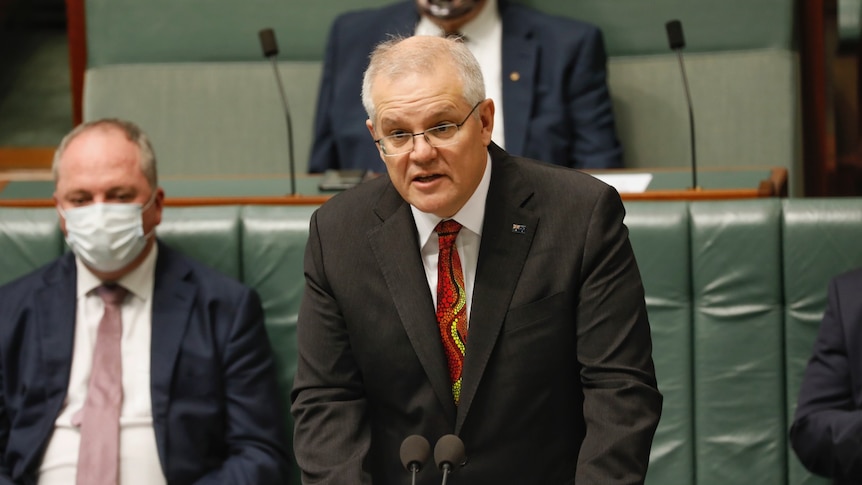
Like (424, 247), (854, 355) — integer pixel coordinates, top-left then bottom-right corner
(378, 108), (461, 129)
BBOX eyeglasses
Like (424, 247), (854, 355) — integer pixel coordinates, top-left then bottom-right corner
(374, 101), (482, 157)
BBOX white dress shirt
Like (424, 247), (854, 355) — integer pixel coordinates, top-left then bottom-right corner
(38, 245), (166, 485)
(413, 154), (491, 325)
(416, 0), (505, 149)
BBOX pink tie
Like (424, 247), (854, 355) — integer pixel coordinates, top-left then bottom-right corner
(73, 284), (127, 485)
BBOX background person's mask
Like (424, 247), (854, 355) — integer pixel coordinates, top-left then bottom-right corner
(418, 0), (481, 20)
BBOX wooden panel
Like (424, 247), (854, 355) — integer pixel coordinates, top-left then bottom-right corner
(800, 0), (834, 196)
(0, 148), (54, 170)
(65, 0), (86, 126)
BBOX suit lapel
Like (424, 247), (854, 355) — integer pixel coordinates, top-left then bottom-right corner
(32, 254), (77, 459)
(456, 145), (538, 432)
(368, 185), (458, 419)
(149, 243), (196, 465)
(500, 5), (538, 157)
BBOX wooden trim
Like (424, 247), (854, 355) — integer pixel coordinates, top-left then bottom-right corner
(0, 167), (789, 206)
(65, 0), (86, 126)
(621, 188), (769, 201)
(800, 0), (832, 196)
(0, 194), (333, 208)
(0, 148), (54, 170)
(767, 166), (789, 197)
(0, 190), (782, 207)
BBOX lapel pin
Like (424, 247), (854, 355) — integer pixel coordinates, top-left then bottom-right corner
(509, 71), (520, 82)
(511, 224), (527, 234)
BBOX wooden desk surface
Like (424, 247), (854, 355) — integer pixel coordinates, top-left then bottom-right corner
(0, 166), (787, 207)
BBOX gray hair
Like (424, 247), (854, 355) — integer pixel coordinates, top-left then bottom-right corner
(361, 35), (486, 123)
(52, 118), (158, 189)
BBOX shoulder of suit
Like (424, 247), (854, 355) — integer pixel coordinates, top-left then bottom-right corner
(500, 153), (613, 202)
(500, 2), (602, 36)
(334, 1), (413, 25)
(0, 252), (73, 295)
(832, 267), (862, 291)
(156, 242), (251, 295)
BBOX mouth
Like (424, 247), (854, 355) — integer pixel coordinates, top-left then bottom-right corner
(413, 174), (444, 184)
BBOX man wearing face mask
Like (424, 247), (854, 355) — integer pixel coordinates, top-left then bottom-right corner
(308, 0), (622, 174)
(0, 119), (289, 484)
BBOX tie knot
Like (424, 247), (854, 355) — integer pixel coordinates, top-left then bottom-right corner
(96, 284), (128, 305)
(436, 219), (462, 235)
(435, 220), (462, 251)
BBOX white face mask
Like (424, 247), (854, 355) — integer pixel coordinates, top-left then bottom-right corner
(419, 0), (480, 20)
(59, 195), (156, 273)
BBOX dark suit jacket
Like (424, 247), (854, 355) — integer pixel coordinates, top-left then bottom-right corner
(308, 0), (622, 173)
(0, 242), (289, 485)
(292, 144), (661, 484)
(791, 268), (862, 484)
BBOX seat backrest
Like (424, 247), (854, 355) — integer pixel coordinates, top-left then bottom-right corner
(82, 0), (802, 193)
(84, 62), (322, 176)
(782, 199), (862, 485)
(516, 0), (802, 193)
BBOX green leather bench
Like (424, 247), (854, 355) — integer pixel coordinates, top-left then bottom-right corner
(2, 198), (858, 485)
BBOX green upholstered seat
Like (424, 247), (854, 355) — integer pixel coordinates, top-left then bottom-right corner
(4, 198), (862, 485)
(782, 200), (862, 485)
(0, 207), (65, 283)
(625, 202), (693, 485)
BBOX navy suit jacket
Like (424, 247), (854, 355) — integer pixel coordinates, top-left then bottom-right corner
(308, 0), (622, 173)
(0, 242), (289, 485)
(292, 144), (660, 484)
(791, 268), (862, 484)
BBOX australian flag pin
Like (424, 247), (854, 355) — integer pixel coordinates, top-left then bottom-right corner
(511, 224), (527, 234)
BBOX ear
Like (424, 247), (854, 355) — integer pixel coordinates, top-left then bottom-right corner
(366, 118), (376, 140)
(151, 187), (165, 227)
(367, 119), (386, 160)
(53, 192), (68, 236)
(478, 98), (495, 146)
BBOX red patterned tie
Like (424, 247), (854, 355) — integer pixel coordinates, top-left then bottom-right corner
(435, 220), (467, 404)
(73, 284), (127, 485)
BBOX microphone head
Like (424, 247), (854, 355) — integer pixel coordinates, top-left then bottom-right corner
(258, 28), (279, 58)
(665, 20), (686, 50)
(400, 435), (431, 472)
(433, 434), (466, 471)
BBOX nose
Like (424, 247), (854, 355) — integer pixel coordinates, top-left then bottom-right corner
(409, 133), (436, 162)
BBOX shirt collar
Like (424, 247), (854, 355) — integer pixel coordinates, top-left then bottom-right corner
(76, 243), (158, 301)
(415, 0), (499, 40)
(412, 152), (491, 248)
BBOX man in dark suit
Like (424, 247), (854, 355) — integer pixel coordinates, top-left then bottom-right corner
(291, 35), (661, 484)
(791, 268), (862, 483)
(308, 0), (622, 174)
(0, 119), (289, 484)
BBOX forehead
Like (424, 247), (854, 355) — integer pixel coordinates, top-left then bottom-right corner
(372, 63), (465, 122)
(56, 126), (147, 191)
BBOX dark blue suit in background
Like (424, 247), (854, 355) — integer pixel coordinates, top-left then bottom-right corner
(308, 0), (622, 173)
(0, 242), (289, 485)
(791, 268), (862, 484)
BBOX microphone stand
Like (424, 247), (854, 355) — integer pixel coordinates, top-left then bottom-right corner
(266, 54), (297, 196)
(409, 464), (419, 485)
(440, 465), (452, 485)
(674, 47), (698, 190)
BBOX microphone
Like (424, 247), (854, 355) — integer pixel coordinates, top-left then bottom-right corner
(665, 19), (699, 190)
(433, 434), (465, 485)
(258, 27), (297, 196)
(400, 435), (431, 485)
